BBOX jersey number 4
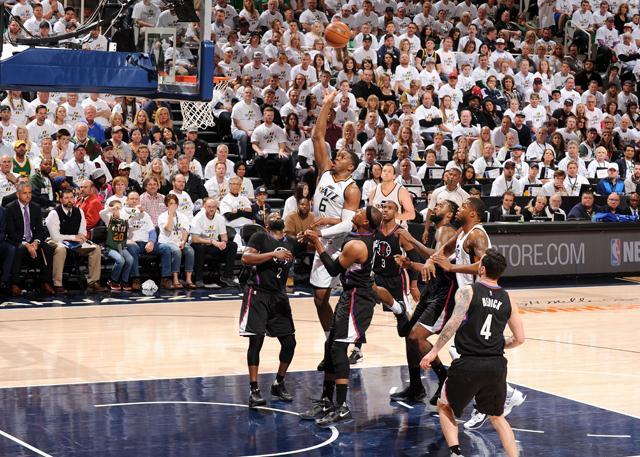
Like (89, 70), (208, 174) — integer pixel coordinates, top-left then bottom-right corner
(480, 315), (492, 340)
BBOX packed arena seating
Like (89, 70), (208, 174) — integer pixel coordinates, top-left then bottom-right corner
(1, 0), (640, 295)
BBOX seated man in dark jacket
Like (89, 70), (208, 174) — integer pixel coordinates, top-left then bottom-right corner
(5, 182), (55, 296)
(488, 191), (521, 222)
(567, 189), (596, 220)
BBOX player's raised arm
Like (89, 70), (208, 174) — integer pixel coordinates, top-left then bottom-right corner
(312, 90), (338, 175)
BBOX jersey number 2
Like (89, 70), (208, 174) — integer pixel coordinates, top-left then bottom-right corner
(480, 315), (492, 340)
(276, 268), (282, 279)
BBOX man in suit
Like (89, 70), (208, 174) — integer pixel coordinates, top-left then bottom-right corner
(45, 188), (104, 294)
(6, 182), (55, 296)
(489, 191), (521, 222)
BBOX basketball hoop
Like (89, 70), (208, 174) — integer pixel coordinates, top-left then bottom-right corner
(180, 77), (231, 131)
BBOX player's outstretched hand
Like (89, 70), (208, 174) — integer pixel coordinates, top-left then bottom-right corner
(303, 228), (320, 245)
(322, 89), (338, 106)
(420, 349), (437, 370)
(421, 259), (437, 282)
(394, 254), (411, 269)
(431, 253), (453, 271)
(273, 249), (294, 263)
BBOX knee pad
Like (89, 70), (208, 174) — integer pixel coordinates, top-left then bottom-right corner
(330, 341), (350, 379)
(278, 334), (296, 364)
(246, 335), (265, 366)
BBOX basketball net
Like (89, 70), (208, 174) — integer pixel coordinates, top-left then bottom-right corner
(180, 77), (230, 130)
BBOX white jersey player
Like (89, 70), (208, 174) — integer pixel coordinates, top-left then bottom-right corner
(302, 90), (362, 338)
(434, 198), (526, 430)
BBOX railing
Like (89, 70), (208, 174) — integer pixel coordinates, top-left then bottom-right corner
(564, 20), (595, 59)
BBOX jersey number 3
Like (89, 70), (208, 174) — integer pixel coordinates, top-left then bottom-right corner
(480, 314), (492, 340)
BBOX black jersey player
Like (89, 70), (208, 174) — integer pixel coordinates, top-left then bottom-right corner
(421, 248), (525, 457)
(299, 206), (385, 427)
(239, 212), (297, 408)
(391, 199), (459, 404)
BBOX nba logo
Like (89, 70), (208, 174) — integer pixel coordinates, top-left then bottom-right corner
(611, 239), (622, 267)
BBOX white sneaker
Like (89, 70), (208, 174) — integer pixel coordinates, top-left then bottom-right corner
(503, 388), (526, 417)
(463, 408), (488, 430)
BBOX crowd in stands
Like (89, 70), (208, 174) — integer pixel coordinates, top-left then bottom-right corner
(2, 0), (640, 295)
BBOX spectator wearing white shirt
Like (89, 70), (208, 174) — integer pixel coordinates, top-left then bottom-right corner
(596, 17), (620, 70)
(205, 162), (230, 200)
(26, 105), (55, 147)
(522, 93), (547, 133)
(220, 176), (254, 228)
(526, 128), (554, 161)
(490, 162), (524, 196)
(190, 197), (238, 288)
(251, 106), (291, 189)
(353, 35), (379, 67)
(65, 143), (96, 185)
(242, 52), (270, 88)
(81, 93), (111, 128)
(169, 174), (195, 218)
(473, 143), (503, 178)
(157, 193), (195, 289)
(24, 3), (49, 36)
(81, 25), (108, 51)
(28, 92), (56, 121)
(232, 87), (262, 162)
(363, 126), (394, 161)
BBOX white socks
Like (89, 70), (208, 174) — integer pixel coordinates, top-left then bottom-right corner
(390, 300), (403, 315)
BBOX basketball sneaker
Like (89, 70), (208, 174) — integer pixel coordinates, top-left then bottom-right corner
(248, 388), (266, 408)
(299, 398), (333, 420)
(463, 408), (488, 430)
(271, 380), (293, 402)
(348, 348), (363, 365)
(503, 389), (526, 416)
(389, 385), (427, 402)
(315, 403), (352, 427)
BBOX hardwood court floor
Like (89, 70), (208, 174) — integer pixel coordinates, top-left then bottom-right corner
(0, 282), (637, 420)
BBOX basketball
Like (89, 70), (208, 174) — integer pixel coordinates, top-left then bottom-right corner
(324, 21), (350, 48)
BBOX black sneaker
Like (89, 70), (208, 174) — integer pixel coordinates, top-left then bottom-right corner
(348, 348), (363, 365)
(219, 277), (238, 288)
(249, 389), (266, 408)
(317, 359), (325, 371)
(429, 380), (445, 406)
(271, 381), (293, 402)
(299, 397), (333, 420)
(315, 403), (352, 427)
(390, 385), (427, 402)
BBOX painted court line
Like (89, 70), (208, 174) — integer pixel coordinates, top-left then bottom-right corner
(512, 428), (545, 434)
(587, 434), (631, 438)
(0, 429), (53, 457)
(94, 400), (339, 457)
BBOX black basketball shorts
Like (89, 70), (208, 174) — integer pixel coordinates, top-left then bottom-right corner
(239, 286), (295, 337)
(332, 287), (377, 344)
(442, 356), (508, 418)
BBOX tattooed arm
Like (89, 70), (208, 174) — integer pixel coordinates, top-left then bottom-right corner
(420, 285), (472, 370)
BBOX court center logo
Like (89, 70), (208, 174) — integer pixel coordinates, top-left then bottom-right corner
(610, 238), (622, 267)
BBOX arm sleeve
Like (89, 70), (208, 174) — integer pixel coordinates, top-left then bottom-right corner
(148, 228), (158, 242)
(319, 208), (356, 238)
(319, 251), (347, 276)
